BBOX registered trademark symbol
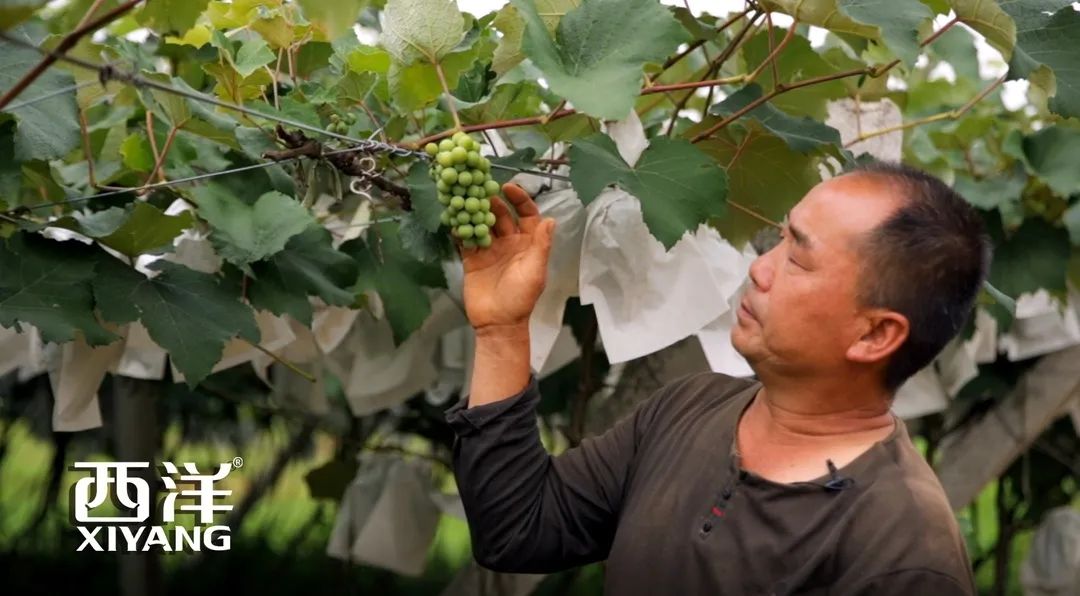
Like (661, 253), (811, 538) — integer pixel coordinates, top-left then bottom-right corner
(232, 456), (243, 469)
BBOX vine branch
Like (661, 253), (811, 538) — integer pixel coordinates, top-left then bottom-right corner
(0, 0), (144, 110)
(844, 75), (1006, 147)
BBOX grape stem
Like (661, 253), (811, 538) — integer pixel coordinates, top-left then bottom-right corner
(433, 59), (462, 131)
(843, 74), (1007, 148)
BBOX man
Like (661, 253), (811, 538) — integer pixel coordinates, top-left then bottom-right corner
(444, 161), (990, 594)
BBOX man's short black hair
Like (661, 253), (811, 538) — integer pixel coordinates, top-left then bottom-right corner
(847, 160), (993, 392)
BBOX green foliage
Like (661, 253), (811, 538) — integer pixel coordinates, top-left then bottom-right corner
(710, 84), (841, 153)
(511, 0), (687, 120)
(0, 33), (80, 161)
(569, 134), (727, 249)
(93, 257), (260, 386)
(342, 221), (447, 345)
(1002, 1), (1080, 119)
(190, 185), (315, 270)
(248, 224), (360, 326)
(0, 0), (1075, 428)
(0, 232), (117, 345)
(837, 0), (934, 66)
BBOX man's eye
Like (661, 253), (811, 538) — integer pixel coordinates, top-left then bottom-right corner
(788, 257), (803, 268)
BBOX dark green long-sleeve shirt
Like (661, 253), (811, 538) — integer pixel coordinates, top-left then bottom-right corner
(445, 371), (976, 595)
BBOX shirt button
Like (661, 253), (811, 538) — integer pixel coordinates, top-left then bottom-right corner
(702, 521), (713, 533)
(721, 488), (733, 499)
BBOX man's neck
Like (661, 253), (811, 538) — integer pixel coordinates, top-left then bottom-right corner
(735, 372), (896, 483)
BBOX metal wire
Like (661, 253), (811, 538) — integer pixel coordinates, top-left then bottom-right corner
(0, 31), (574, 182)
(4, 147), (369, 214)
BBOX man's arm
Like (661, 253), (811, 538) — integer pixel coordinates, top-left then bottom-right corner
(445, 328), (683, 573)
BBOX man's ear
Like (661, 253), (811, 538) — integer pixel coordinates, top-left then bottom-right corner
(846, 310), (909, 364)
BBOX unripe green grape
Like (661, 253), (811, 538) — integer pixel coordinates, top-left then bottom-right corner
(478, 157), (491, 172)
(473, 223), (489, 238)
(425, 142), (439, 156)
(440, 211), (452, 226)
(452, 131), (469, 144)
(440, 167), (458, 184)
(479, 198), (491, 211)
(468, 137), (480, 151)
(466, 151), (481, 167)
(438, 194), (451, 206)
(470, 169), (484, 182)
(467, 185), (482, 198)
(485, 211), (496, 227)
(450, 196), (466, 210)
(452, 185), (467, 196)
(464, 197), (481, 213)
(436, 180), (449, 193)
(434, 164), (444, 175)
(484, 180), (500, 196)
(439, 139), (455, 152)
(456, 211), (471, 224)
(458, 224), (474, 239)
(471, 211), (486, 225)
(476, 234), (492, 248)
(450, 146), (468, 164)
(462, 237), (477, 249)
(437, 151), (454, 167)
(457, 171), (473, 186)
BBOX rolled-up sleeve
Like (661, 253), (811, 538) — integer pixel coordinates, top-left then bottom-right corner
(445, 372), (667, 573)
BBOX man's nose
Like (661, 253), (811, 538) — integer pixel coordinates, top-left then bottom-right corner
(748, 252), (772, 292)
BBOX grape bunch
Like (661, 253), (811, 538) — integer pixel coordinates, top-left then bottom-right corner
(424, 132), (500, 249)
(327, 112), (356, 135)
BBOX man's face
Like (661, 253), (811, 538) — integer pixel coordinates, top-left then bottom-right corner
(731, 173), (904, 378)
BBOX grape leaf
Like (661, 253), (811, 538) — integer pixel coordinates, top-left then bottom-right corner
(491, 0), (579, 75)
(460, 81), (544, 125)
(340, 221), (447, 345)
(760, 0), (877, 38)
(387, 39), (491, 111)
(298, 0), (367, 41)
(1001, 1), (1080, 119)
(699, 126), (821, 249)
(492, 5), (526, 75)
(511, 0), (688, 120)
(398, 212), (453, 264)
(0, 232), (117, 346)
(987, 217), (1070, 297)
(93, 257), (260, 387)
(569, 134), (727, 250)
(0, 34), (80, 161)
(248, 225), (359, 326)
(0, 0), (45, 30)
(837, 0), (934, 66)
(709, 84), (841, 154)
(48, 202), (194, 257)
(953, 167), (1027, 211)
(190, 185), (315, 269)
(233, 37), (275, 78)
(137, 0), (211, 35)
(100, 202), (195, 257)
(1020, 125), (1080, 196)
(380, 0), (465, 65)
(948, 0), (1015, 60)
(406, 160), (442, 233)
